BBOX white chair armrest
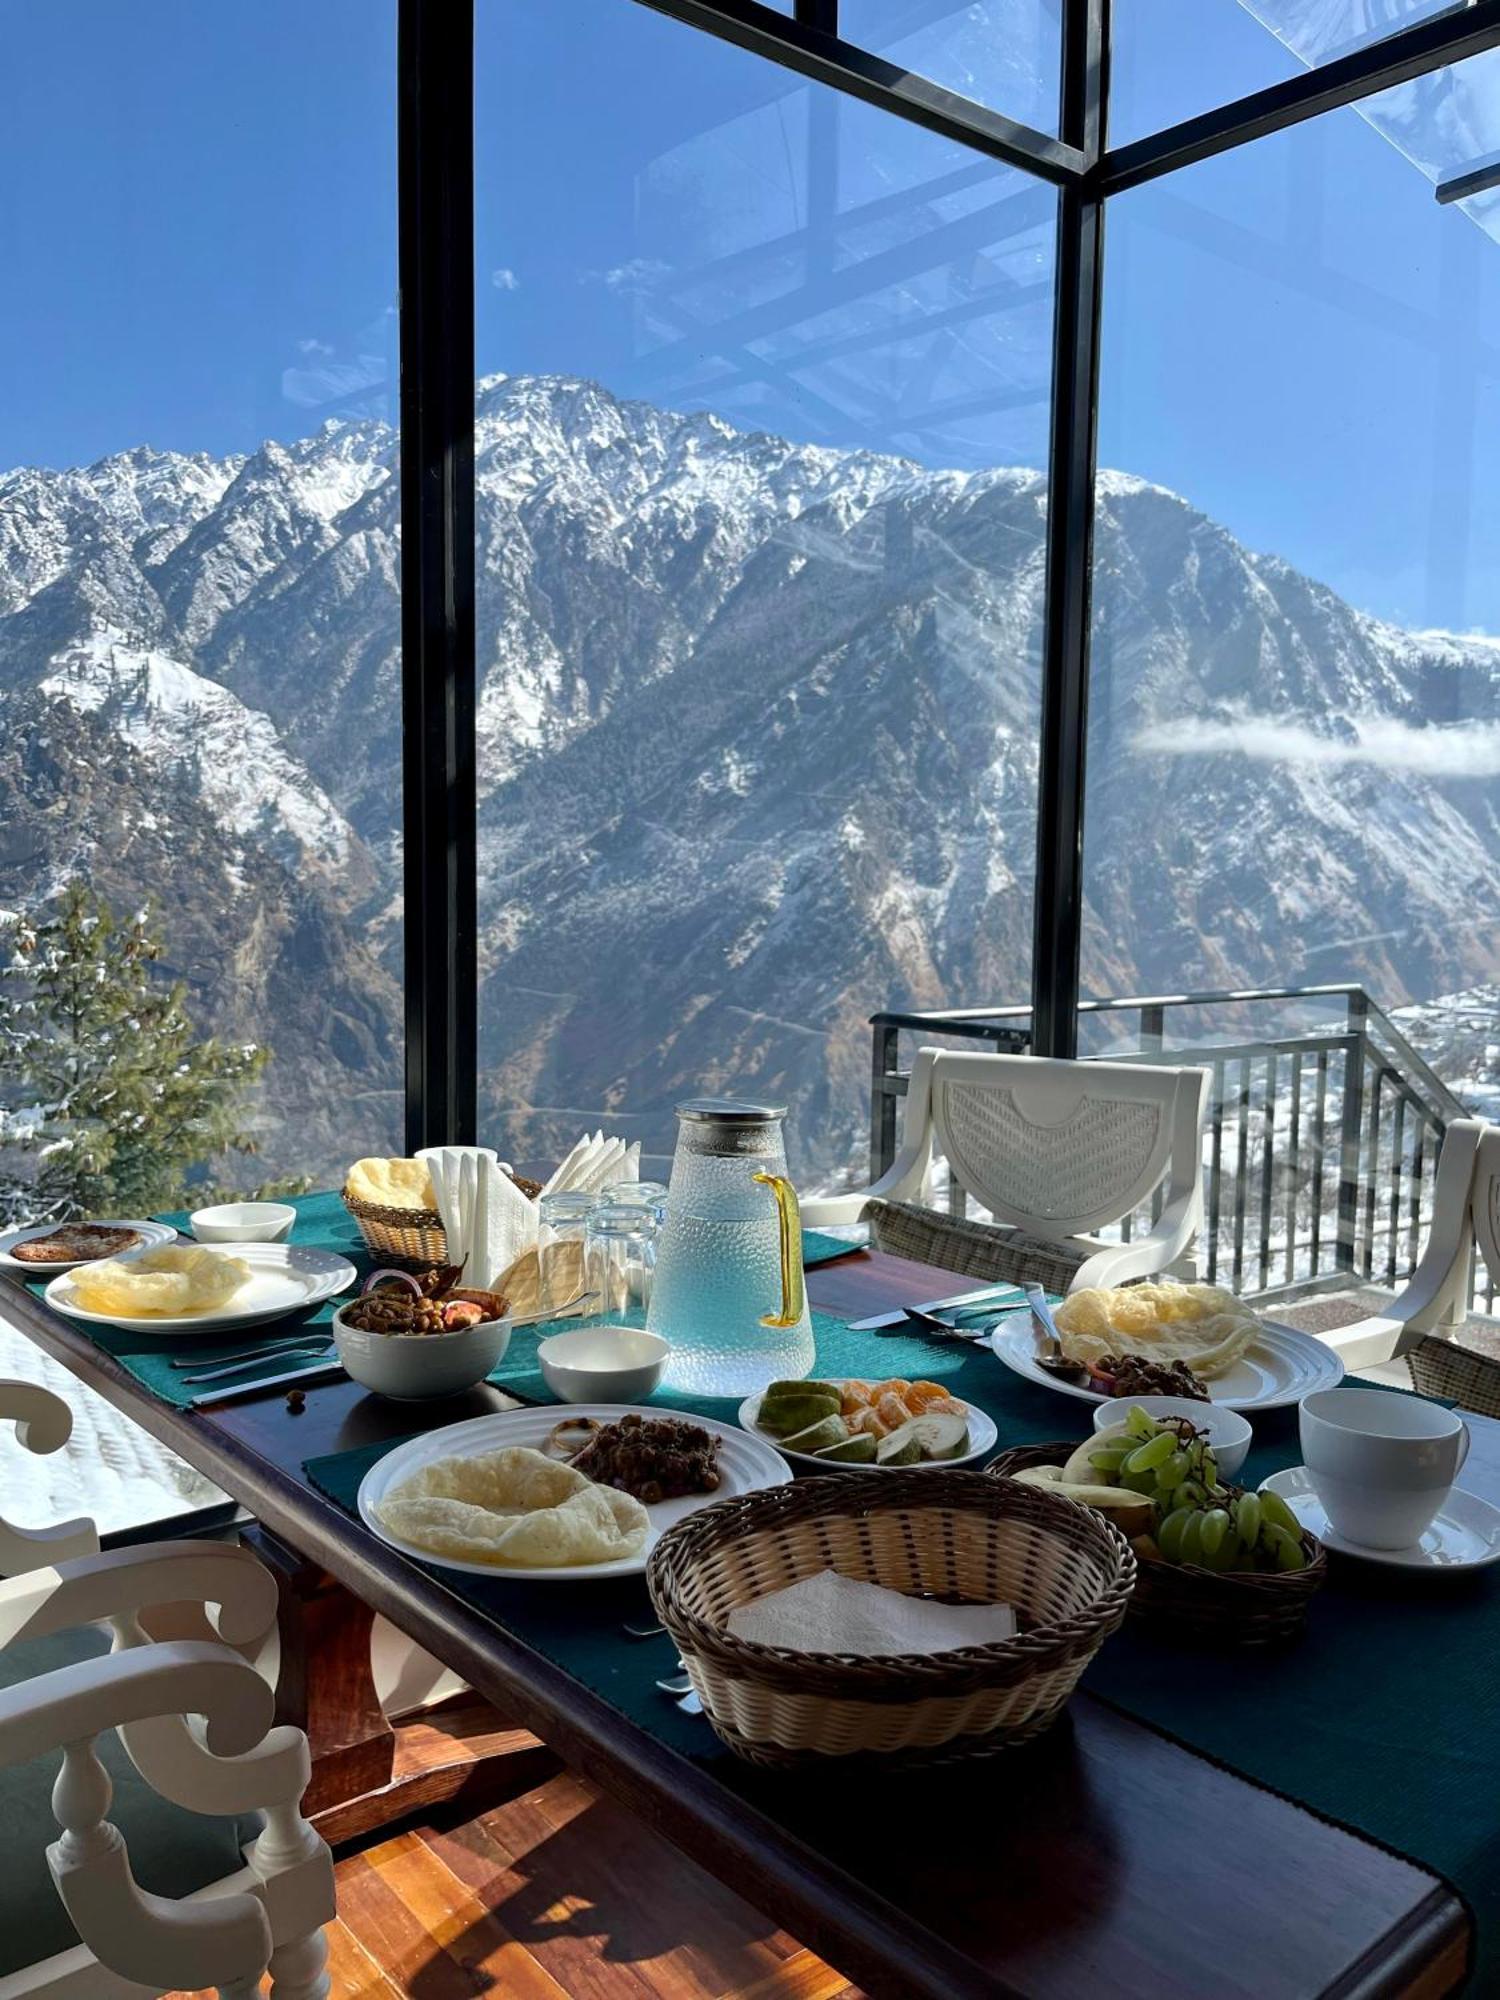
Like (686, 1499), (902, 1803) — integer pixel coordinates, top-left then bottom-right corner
(0, 1540), (279, 1654)
(1069, 1188), (1201, 1293)
(0, 1640), (277, 1993)
(0, 1379), (98, 1574)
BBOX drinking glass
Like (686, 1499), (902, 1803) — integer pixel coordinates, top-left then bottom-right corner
(538, 1190), (594, 1313)
(600, 1178), (669, 1225)
(585, 1203), (657, 1322)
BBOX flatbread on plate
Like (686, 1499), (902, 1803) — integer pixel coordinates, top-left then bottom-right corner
(374, 1444), (648, 1568)
(1052, 1281), (1262, 1380)
(68, 1245), (252, 1318)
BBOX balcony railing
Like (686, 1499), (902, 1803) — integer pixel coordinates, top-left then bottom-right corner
(867, 985), (1489, 1308)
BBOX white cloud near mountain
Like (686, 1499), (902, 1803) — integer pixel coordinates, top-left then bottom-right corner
(1136, 711), (1500, 777)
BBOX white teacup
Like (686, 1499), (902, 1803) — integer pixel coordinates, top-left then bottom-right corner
(1299, 1387), (1469, 1549)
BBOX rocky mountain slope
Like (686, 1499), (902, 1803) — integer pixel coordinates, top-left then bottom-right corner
(1, 373), (1495, 1185)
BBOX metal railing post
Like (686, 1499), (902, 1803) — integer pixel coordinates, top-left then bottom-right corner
(1335, 992), (1369, 1274)
(869, 1019), (902, 1182)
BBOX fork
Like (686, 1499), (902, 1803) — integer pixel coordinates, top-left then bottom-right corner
(169, 1332), (332, 1371)
(178, 1343), (332, 1385)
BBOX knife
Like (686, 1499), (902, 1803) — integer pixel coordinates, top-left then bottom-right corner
(845, 1283), (1026, 1332)
(189, 1357), (345, 1408)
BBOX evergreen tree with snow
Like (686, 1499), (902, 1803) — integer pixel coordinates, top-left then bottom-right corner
(0, 884), (268, 1224)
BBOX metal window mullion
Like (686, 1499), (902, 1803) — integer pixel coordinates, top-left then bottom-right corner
(398, 0), (478, 1152)
(1030, 0), (1107, 1060)
(631, 0), (1085, 185)
(1101, 0), (1500, 196)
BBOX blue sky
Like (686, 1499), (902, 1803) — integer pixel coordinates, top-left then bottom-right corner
(2, 0), (1496, 633)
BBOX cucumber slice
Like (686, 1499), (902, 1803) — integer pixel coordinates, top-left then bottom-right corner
(762, 1379), (839, 1404)
(780, 1415), (849, 1454)
(758, 1395), (841, 1438)
(909, 1412), (970, 1461)
(814, 1433), (878, 1464)
(875, 1423), (923, 1466)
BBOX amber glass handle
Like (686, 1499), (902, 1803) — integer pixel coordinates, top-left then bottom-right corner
(753, 1171), (806, 1329)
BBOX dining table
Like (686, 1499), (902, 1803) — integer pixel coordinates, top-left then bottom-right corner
(0, 1218), (1480, 2000)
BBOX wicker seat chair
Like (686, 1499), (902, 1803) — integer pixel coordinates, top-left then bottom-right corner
(802, 1050), (1210, 1293)
(0, 1379), (335, 1999)
(1301, 1119), (1500, 1417)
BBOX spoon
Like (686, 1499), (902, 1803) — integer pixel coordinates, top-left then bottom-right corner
(1024, 1285), (1087, 1380)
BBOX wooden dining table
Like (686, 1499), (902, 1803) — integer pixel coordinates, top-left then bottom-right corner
(2, 1246), (1474, 2000)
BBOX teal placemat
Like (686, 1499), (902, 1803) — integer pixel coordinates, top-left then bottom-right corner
(11, 1194), (882, 1411)
(303, 1366), (1493, 1992)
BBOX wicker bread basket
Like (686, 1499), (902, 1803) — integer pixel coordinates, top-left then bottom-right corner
(342, 1170), (543, 1269)
(986, 1442), (1326, 1647)
(647, 1469), (1135, 1769)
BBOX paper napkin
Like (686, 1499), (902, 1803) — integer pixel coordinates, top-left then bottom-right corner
(726, 1569), (1016, 1657)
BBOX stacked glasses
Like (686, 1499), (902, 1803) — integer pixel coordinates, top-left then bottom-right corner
(538, 1180), (668, 1320)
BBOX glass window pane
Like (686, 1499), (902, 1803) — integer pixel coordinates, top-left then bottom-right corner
(0, 1), (403, 1221)
(841, 0), (1060, 134)
(476, 0), (1054, 1188)
(1085, 74), (1500, 1283)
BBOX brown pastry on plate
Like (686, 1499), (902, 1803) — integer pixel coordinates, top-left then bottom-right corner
(11, 1224), (144, 1264)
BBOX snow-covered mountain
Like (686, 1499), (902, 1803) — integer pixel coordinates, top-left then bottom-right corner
(2, 372), (1496, 1185)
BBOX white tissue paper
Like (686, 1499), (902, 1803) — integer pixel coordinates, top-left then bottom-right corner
(726, 1569), (1016, 1657)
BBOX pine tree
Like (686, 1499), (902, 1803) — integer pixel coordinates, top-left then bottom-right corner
(0, 884), (268, 1224)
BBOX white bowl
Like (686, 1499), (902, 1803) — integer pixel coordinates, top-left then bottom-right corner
(332, 1300), (512, 1400)
(1092, 1395), (1252, 1479)
(537, 1325), (669, 1405)
(190, 1201), (297, 1244)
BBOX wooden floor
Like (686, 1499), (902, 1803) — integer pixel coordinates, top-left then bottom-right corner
(174, 1762), (863, 2000)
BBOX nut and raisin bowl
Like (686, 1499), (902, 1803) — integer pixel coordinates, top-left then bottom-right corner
(332, 1267), (512, 1400)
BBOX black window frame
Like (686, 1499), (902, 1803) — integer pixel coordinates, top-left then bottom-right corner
(398, 0), (1500, 1146)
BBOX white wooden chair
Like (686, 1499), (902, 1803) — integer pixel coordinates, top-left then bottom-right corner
(1306, 1120), (1500, 1418)
(802, 1050), (1210, 1293)
(0, 1381), (334, 2000)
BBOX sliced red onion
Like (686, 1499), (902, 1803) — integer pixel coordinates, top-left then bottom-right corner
(362, 1267), (423, 1299)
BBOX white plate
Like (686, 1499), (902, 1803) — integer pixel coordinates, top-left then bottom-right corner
(0, 1218), (179, 1274)
(739, 1384), (997, 1470)
(358, 1404), (791, 1581)
(1259, 1465), (1500, 1571)
(44, 1241), (356, 1335)
(989, 1310), (1344, 1413)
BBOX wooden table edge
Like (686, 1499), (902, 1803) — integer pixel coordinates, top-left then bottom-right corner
(2, 1274), (1473, 2000)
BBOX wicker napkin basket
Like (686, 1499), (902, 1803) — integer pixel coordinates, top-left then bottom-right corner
(342, 1169), (543, 1269)
(647, 1469), (1135, 1770)
(986, 1443), (1326, 1647)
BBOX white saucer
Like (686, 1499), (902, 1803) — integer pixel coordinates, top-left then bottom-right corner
(1259, 1465), (1500, 1571)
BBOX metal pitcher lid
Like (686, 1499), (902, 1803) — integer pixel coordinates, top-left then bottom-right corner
(676, 1097), (787, 1125)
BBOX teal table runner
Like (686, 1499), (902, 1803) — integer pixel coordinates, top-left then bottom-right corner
(9, 1194), (870, 1412)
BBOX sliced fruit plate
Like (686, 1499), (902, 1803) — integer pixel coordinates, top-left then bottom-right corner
(738, 1376), (997, 1471)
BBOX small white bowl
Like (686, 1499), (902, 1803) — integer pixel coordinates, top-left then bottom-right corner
(332, 1300), (512, 1400)
(1092, 1395), (1252, 1479)
(537, 1325), (669, 1405)
(190, 1201), (297, 1244)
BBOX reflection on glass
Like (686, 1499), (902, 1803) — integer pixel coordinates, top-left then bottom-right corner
(1086, 111), (1500, 1087)
(841, 0), (1060, 134)
(0, 2), (403, 1215)
(475, 0), (1054, 1188)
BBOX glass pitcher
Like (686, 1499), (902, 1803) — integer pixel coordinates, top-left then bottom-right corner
(648, 1099), (814, 1397)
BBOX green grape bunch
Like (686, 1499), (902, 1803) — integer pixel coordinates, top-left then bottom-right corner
(1077, 1406), (1309, 1575)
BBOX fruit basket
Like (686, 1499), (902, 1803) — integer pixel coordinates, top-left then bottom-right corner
(647, 1468), (1135, 1769)
(342, 1169), (543, 1269)
(987, 1442), (1326, 1647)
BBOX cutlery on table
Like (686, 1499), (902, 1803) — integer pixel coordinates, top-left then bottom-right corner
(188, 1357), (346, 1407)
(169, 1333), (332, 1370)
(622, 1618), (666, 1639)
(655, 1672), (694, 1695)
(846, 1283), (1024, 1332)
(875, 1307), (991, 1343)
(180, 1344), (332, 1385)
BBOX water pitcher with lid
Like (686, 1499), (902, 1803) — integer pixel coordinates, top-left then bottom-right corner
(648, 1099), (815, 1396)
